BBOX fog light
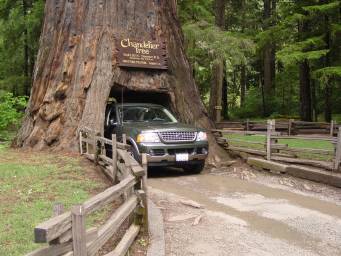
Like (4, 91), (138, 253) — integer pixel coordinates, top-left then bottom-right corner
(201, 148), (208, 154)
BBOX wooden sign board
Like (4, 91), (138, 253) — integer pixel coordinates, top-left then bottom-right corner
(116, 38), (168, 70)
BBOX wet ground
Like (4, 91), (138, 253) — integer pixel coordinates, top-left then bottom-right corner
(147, 166), (341, 256)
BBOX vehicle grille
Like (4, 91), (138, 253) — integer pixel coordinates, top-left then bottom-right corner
(159, 131), (197, 142)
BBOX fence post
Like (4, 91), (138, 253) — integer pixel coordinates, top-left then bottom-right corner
(141, 153), (149, 232)
(330, 120), (335, 137)
(71, 205), (86, 256)
(266, 120), (275, 161)
(334, 127), (341, 172)
(79, 131), (83, 155)
(112, 134), (117, 181)
(246, 119), (250, 131)
(288, 119), (292, 136)
(122, 134), (127, 145)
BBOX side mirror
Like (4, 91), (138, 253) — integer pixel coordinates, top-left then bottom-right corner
(110, 120), (118, 126)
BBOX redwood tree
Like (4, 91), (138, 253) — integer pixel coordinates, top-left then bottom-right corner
(15, 0), (226, 161)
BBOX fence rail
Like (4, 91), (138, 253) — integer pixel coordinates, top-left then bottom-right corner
(216, 119), (340, 136)
(213, 120), (341, 172)
(26, 128), (148, 256)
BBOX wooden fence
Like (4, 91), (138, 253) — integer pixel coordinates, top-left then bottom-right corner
(216, 119), (340, 136)
(213, 120), (341, 172)
(26, 128), (148, 256)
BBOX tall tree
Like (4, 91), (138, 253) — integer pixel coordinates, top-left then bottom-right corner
(16, 0), (227, 159)
(209, 0), (226, 121)
(262, 0), (276, 115)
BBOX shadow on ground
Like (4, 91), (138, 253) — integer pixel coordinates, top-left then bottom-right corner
(148, 167), (195, 178)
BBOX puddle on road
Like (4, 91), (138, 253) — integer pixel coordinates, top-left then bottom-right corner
(148, 174), (341, 255)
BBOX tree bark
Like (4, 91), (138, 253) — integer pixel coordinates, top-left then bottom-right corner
(22, 0), (31, 96)
(208, 60), (224, 122)
(209, 0), (226, 122)
(222, 69), (228, 120)
(299, 60), (312, 121)
(15, 0), (227, 161)
(262, 0), (276, 110)
(240, 65), (246, 107)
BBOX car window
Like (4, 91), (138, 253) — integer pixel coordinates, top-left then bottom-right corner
(118, 106), (177, 123)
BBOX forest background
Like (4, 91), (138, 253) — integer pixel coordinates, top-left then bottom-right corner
(0, 0), (340, 138)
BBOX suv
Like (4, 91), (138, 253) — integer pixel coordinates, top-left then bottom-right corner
(104, 103), (208, 173)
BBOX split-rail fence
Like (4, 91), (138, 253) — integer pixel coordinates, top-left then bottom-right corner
(26, 128), (148, 256)
(213, 120), (341, 172)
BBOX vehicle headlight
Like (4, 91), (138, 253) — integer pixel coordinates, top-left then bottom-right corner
(196, 131), (208, 141)
(137, 132), (161, 143)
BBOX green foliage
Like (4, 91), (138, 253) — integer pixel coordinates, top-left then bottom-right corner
(0, 92), (27, 132)
(0, 0), (44, 96)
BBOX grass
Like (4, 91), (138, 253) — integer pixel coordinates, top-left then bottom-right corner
(0, 142), (110, 256)
(227, 134), (334, 161)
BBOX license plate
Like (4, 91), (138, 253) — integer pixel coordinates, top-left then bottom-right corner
(176, 153), (189, 162)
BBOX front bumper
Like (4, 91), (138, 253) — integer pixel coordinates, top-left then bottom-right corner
(137, 141), (209, 167)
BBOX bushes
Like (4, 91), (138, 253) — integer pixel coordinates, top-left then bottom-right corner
(0, 92), (27, 137)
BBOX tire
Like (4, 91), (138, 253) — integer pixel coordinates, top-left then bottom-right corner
(183, 162), (205, 174)
(128, 145), (141, 163)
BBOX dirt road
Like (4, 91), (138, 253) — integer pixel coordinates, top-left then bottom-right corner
(147, 167), (341, 256)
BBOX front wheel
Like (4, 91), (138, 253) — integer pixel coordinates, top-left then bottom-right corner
(128, 145), (141, 163)
(183, 162), (205, 174)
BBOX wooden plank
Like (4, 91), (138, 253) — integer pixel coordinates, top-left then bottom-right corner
(71, 206), (86, 256)
(227, 138), (265, 146)
(25, 242), (72, 256)
(34, 212), (72, 243)
(117, 149), (131, 166)
(330, 120), (335, 136)
(84, 153), (95, 161)
(117, 142), (131, 150)
(103, 224), (140, 256)
(112, 134), (118, 181)
(83, 175), (136, 215)
(280, 147), (334, 155)
(247, 157), (288, 174)
(80, 137), (95, 146)
(79, 131), (83, 155)
(98, 154), (113, 165)
(286, 165), (341, 188)
(266, 120), (275, 160)
(228, 146), (296, 158)
(271, 156), (334, 171)
(272, 135), (334, 141)
(122, 134), (127, 144)
(58, 226), (98, 244)
(96, 136), (112, 145)
(212, 129), (279, 136)
(131, 165), (145, 177)
(87, 196), (138, 256)
(334, 128), (341, 171)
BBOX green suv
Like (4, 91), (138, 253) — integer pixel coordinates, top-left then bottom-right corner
(104, 103), (208, 173)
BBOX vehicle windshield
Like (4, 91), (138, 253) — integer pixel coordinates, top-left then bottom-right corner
(118, 106), (178, 123)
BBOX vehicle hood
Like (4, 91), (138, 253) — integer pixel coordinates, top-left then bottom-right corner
(123, 122), (203, 133)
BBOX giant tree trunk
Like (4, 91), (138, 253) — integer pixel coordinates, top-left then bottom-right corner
(15, 0), (227, 161)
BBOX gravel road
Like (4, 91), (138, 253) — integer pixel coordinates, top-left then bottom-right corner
(147, 166), (341, 256)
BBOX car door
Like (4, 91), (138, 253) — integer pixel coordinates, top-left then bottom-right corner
(105, 105), (122, 140)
